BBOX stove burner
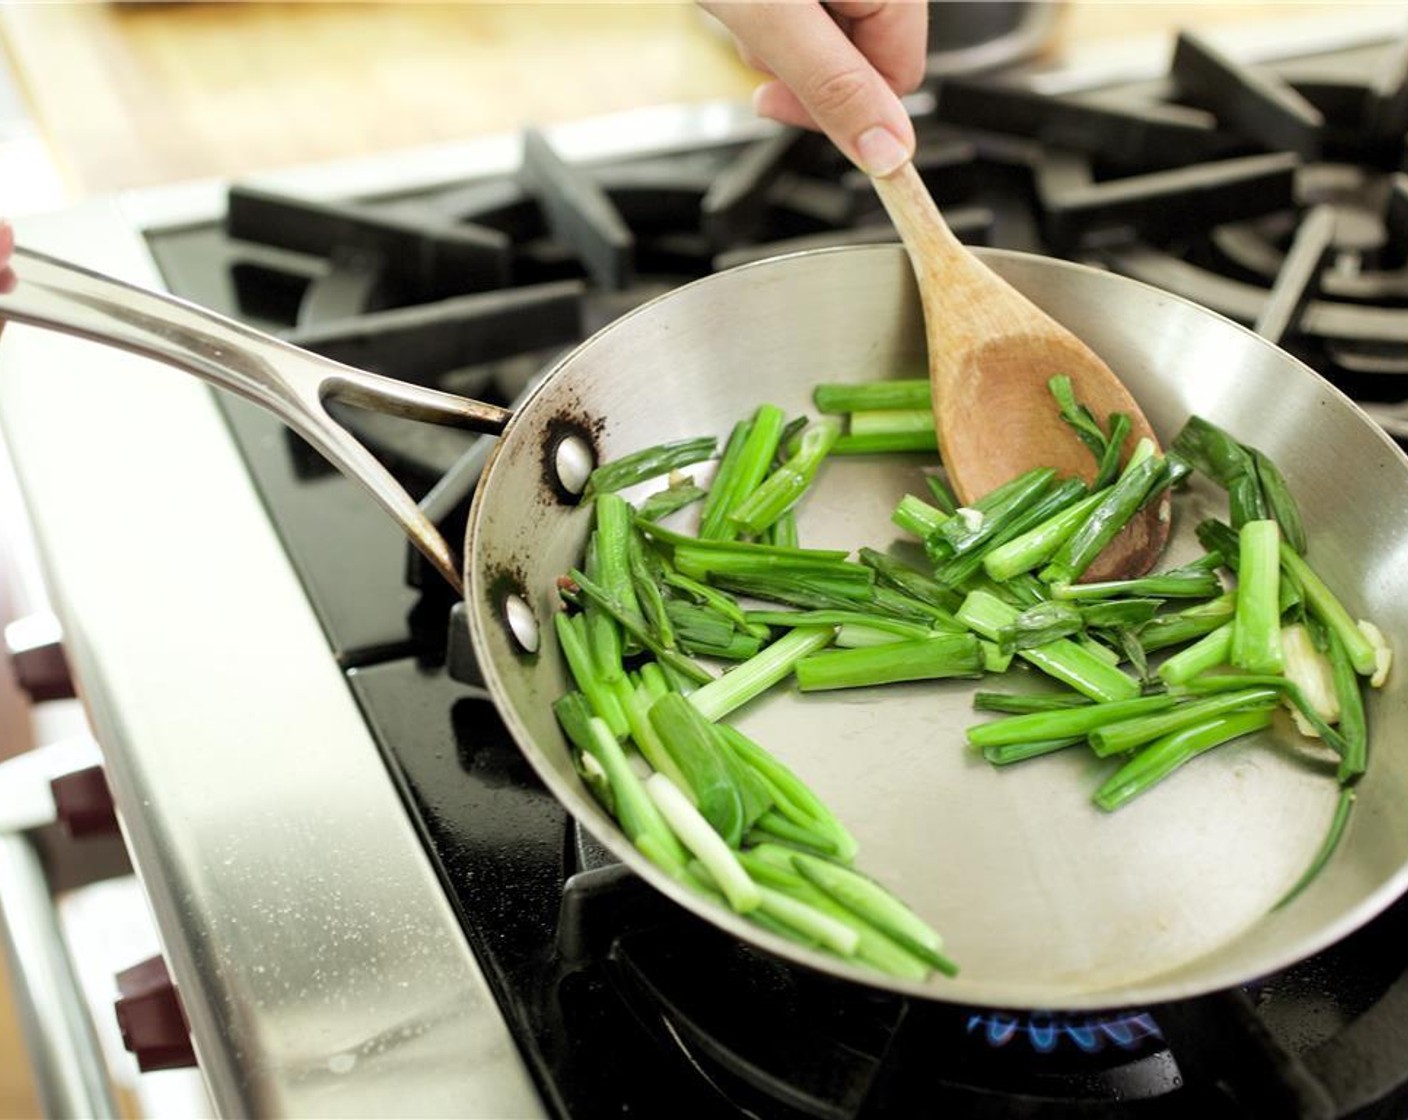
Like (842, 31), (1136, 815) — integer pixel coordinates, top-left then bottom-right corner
(965, 1010), (1164, 1054)
(141, 26), (1408, 1118)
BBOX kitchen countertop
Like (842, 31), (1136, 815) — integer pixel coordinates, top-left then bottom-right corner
(0, 2), (1396, 200)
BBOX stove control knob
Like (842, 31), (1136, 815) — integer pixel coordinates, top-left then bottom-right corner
(50, 765), (118, 838)
(4, 612), (74, 702)
(114, 956), (197, 1072)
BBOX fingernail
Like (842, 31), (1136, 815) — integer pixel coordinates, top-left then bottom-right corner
(855, 126), (909, 178)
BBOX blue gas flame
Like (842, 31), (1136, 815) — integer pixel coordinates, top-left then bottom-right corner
(964, 1011), (1162, 1054)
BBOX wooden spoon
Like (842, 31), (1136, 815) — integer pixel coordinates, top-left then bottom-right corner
(872, 162), (1168, 582)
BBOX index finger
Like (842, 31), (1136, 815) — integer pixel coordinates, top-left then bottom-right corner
(828, 1), (928, 95)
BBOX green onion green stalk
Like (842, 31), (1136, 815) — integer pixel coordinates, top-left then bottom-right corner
(1094, 708), (1274, 811)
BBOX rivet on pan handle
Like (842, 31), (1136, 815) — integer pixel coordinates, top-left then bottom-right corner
(0, 246), (514, 597)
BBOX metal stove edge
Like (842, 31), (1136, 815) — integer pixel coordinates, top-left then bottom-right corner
(0, 201), (546, 1117)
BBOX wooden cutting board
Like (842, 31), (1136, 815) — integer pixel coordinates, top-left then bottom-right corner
(0, 3), (761, 195)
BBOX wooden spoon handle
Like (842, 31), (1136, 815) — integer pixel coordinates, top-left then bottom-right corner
(870, 162), (976, 285)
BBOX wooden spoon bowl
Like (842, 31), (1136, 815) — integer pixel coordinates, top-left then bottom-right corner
(873, 163), (1169, 582)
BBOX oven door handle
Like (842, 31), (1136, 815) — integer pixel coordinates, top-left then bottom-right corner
(0, 738), (120, 1119)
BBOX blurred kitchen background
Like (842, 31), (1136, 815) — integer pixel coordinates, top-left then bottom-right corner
(1, 2), (1405, 1117)
(0, 3), (1400, 206)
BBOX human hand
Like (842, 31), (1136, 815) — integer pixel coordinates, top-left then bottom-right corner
(701, 1), (927, 177)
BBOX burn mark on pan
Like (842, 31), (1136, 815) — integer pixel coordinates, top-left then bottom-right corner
(541, 411), (606, 504)
(485, 566), (541, 663)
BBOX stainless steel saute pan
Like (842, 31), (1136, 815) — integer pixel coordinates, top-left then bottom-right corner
(4, 242), (1407, 1011)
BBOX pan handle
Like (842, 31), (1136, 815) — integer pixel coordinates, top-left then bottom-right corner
(0, 246), (516, 596)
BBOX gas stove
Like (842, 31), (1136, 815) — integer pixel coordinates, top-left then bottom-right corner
(4, 12), (1408, 1119)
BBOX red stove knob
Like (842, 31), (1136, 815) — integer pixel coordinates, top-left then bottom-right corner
(50, 765), (118, 838)
(114, 956), (197, 1072)
(4, 613), (74, 701)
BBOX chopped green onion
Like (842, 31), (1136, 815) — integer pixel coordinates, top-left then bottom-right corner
(1231, 520), (1284, 675)
(933, 478), (1088, 589)
(983, 737), (1085, 765)
(640, 516), (848, 562)
(1079, 599), (1162, 631)
(583, 435), (717, 498)
(746, 610), (934, 641)
(754, 884), (862, 956)
(767, 509), (799, 549)
(795, 633), (984, 691)
(1171, 415), (1258, 490)
(628, 528), (675, 650)
(832, 431), (939, 455)
(1140, 592), (1237, 653)
(981, 488), (1109, 583)
(711, 572), (873, 612)
(583, 533), (625, 680)
(1051, 570), (1223, 601)
(967, 693), (1180, 748)
(1088, 686), (1280, 758)
(1253, 449), (1307, 555)
(637, 478), (707, 522)
(957, 589), (1141, 702)
(924, 473), (959, 516)
(672, 545), (870, 589)
(1274, 788), (1355, 908)
(1279, 622), (1340, 736)
(998, 601), (1085, 653)
(932, 468), (1056, 558)
(567, 567), (715, 686)
(697, 418), (752, 537)
(1170, 674), (1345, 754)
(645, 773), (760, 913)
(584, 717), (691, 864)
(891, 494), (949, 540)
(554, 691), (616, 811)
(1325, 624), (1367, 783)
(716, 724), (858, 861)
(736, 850), (930, 978)
(813, 379), (931, 413)
(635, 832), (688, 878)
(1278, 541), (1379, 678)
(1039, 444), (1164, 586)
(648, 692), (747, 845)
(662, 570), (770, 640)
(1048, 375), (1108, 456)
(1156, 622), (1233, 686)
(1093, 414), (1133, 489)
(1094, 708), (1274, 811)
(848, 409), (934, 437)
(666, 599), (743, 651)
(972, 690), (1094, 714)
(689, 626), (835, 722)
(857, 548), (964, 615)
(750, 809), (849, 857)
(701, 404), (786, 541)
(554, 611), (629, 737)
(790, 851), (957, 976)
(613, 677), (691, 792)
(730, 418), (841, 536)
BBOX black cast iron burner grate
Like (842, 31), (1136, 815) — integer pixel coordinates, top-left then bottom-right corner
(936, 29), (1408, 413)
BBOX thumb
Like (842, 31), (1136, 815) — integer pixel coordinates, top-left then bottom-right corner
(0, 218), (12, 298)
